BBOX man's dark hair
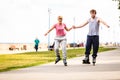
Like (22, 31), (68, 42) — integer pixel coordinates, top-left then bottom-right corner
(90, 9), (97, 14)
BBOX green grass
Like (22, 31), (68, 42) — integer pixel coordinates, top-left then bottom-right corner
(0, 47), (116, 72)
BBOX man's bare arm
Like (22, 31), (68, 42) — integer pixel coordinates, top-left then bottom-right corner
(73, 21), (89, 29)
(99, 18), (110, 28)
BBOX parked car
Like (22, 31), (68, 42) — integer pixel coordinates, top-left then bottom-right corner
(69, 43), (77, 47)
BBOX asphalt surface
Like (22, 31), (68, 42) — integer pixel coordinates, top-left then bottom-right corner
(0, 48), (120, 80)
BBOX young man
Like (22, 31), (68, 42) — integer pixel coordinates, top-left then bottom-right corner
(45, 16), (72, 66)
(73, 9), (110, 65)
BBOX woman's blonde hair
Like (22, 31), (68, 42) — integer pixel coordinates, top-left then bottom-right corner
(58, 16), (63, 19)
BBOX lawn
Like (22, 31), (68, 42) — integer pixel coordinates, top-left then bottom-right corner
(0, 47), (116, 72)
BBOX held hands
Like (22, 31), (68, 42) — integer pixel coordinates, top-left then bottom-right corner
(72, 25), (76, 29)
(68, 26), (76, 31)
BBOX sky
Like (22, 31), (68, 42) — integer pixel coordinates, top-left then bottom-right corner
(0, 0), (119, 44)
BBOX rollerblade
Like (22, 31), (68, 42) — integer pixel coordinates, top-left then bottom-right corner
(55, 56), (61, 64)
(82, 56), (90, 64)
(92, 57), (96, 66)
(63, 59), (67, 66)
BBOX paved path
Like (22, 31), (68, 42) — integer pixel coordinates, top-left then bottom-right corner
(0, 48), (120, 80)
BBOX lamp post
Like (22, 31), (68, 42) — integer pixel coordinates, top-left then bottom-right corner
(73, 17), (75, 48)
(48, 8), (51, 47)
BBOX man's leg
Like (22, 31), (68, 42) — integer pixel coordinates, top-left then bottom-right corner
(61, 39), (67, 66)
(85, 36), (92, 57)
(54, 40), (61, 64)
(92, 36), (99, 65)
(83, 36), (92, 64)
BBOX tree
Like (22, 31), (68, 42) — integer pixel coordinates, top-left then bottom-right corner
(113, 0), (120, 22)
(112, 0), (120, 9)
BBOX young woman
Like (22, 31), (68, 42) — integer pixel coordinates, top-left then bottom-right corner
(45, 16), (72, 66)
(73, 9), (110, 66)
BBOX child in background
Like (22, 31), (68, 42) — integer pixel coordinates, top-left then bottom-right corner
(34, 38), (40, 52)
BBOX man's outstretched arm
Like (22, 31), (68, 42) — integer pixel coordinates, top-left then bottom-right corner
(98, 18), (110, 28)
(73, 21), (89, 29)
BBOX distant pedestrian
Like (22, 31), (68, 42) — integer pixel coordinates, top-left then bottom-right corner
(73, 9), (110, 66)
(34, 38), (40, 52)
(44, 16), (72, 66)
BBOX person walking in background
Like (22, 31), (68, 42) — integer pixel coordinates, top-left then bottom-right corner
(44, 16), (72, 66)
(34, 38), (40, 52)
(73, 9), (110, 66)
